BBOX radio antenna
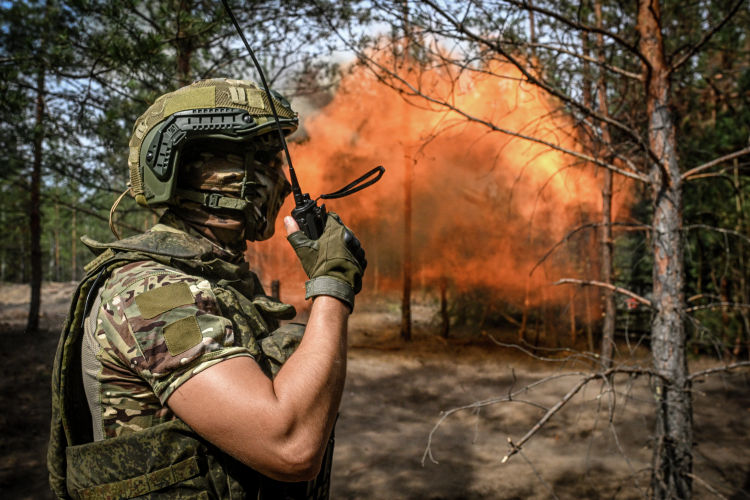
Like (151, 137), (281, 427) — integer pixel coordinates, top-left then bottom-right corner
(219, 0), (303, 197)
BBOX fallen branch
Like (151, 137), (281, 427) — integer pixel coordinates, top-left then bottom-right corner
(552, 279), (652, 307)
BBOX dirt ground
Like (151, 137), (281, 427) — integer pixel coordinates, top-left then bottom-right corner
(2, 283), (750, 499)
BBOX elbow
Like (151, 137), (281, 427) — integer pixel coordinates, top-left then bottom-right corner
(261, 446), (322, 483)
(272, 441), (323, 482)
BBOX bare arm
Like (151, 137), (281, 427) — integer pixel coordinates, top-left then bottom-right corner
(168, 217), (348, 482)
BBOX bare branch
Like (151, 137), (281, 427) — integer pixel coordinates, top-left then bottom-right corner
(521, 42), (643, 81)
(418, 0), (662, 169)
(685, 302), (750, 313)
(518, 450), (561, 500)
(359, 55), (650, 182)
(552, 279), (652, 307)
(531, 222), (649, 277)
(501, 0), (649, 63)
(670, 0), (747, 72)
(689, 361), (750, 380)
(684, 224), (750, 245)
(683, 472), (730, 500)
(681, 146), (750, 180)
(500, 365), (663, 463)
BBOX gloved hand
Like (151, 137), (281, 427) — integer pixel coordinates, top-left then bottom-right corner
(285, 212), (366, 311)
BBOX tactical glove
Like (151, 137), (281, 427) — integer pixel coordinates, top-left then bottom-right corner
(287, 213), (367, 311)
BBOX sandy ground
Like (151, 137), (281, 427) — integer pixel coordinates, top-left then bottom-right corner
(1, 283), (750, 499)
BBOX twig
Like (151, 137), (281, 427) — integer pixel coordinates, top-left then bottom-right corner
(551, 279), (652, 307)
(531, 223), (649, 277)
(684, 224), (750, 245)
(685, 302), (750, 313)
(682, 146), (750, 180)
(518, 449), (561, 500)
(689, 361), (750, 380)
(502, 374), (594, 463)
(670, 0), (746, 73)
(684, 472), (729, 500)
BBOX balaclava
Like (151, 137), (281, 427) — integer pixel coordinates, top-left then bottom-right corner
(169, 137), (292, 259)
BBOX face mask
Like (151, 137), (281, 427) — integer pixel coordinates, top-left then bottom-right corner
(178, 146), (292, 242)
(251, 159), (292, 241)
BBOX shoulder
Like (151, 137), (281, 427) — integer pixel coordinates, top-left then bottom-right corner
(96, 259), (250, 402)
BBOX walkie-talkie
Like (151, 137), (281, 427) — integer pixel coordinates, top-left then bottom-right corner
(221, 0), (384, 240)
(290, 172), (327, 240)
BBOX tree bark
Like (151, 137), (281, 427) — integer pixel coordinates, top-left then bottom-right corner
(71, 207), (77, 281)
(637, 1), (692, 497)
(54, 196), (60, 281)
(596, 0), (616, 369)
(440, 277), (449, 339)
(175, 0), (194, 88)
(27, 53), (46, 333)
(401, 145), (413, 341)
(400, 0), (413, 341)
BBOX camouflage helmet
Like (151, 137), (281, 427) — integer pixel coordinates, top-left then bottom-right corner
(128, 79), (297, 209)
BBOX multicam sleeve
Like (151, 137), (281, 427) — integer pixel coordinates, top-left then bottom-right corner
(100, 263), (254, 404)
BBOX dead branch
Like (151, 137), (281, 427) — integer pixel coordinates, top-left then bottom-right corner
(552, 279), (652, 307)
(683, 472), (729, 500)
(518, 449), (561, 500)
(502, 374), (594, 463)
(501, 0), (649, 63)
(490, 336), (602, 368)
(681, 146), (750, 180)
(501, 365), (663, 464)
(358, 55), (650, 182)
(521, 42), (643, 81)
(422, 371), (591, 465)
(419, 0), (662, 168)
(670, 0), (746, 73)
(684, 224), (750, 245)
(531, 222), (649, 277)
(685, 302), (750, 313)
(688, 361), (750, 380)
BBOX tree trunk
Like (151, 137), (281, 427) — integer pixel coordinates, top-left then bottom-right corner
(440, 277), (449, 339)
(175, 0), (194, 88)
(637, 1), (692, 497)
(54, 197), (60, 281)
(71, 207), (77, 281)
(596, 0), (616, 368)
(401, 145), (413, 341)
(400, 1), (413, 341)
(27, 59), (46, 333)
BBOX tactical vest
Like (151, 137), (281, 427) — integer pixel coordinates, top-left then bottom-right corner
(48, 228), (334, 500)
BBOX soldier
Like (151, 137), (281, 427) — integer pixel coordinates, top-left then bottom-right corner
(48, 79), (366, 500)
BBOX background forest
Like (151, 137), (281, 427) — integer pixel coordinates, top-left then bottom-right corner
(3, 0), (750, 499)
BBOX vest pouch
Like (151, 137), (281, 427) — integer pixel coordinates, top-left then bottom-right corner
(65, 419), (258, 500)
(259, 324), (306, 379)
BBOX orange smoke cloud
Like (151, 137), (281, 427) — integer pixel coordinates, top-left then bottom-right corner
(248, 60), (631, 319)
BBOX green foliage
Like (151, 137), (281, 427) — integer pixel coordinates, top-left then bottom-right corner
(0, 0), (357, 284)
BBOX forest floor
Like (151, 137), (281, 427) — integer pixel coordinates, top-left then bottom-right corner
(1, 282), (750, 499)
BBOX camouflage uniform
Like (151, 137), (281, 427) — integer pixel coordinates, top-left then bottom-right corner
(48, 80), (350, 500)
(48, 215), (333, 500)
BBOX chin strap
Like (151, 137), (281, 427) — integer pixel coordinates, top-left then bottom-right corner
(174, 188), (257, 239)
(109, 184), (133, 240)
